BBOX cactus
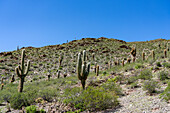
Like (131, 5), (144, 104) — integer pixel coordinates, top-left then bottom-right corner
(47, 73), (51, 81)
(1, 77), (4, 90)
(151, 50), (155, 60)
(77, 50), (90, 89)
(10, 74), (15, 83)
(108, 61), (111, 69)
(142, 52), (145, 61)
(15, 49), (30, 92)
(63, 71), (67, 78)
(164, 49), (167, 58)
(122, 59), (124, 67)
(92, 53), (95, 60)
(94, 62), (97, 73)
(96, 65), (99, 76)
(59, 54), (63, 67)
(57, 70), (61, 78)
(130, 47), (136, 62)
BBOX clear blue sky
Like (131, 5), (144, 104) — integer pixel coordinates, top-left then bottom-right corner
(0, 0), (170, 52)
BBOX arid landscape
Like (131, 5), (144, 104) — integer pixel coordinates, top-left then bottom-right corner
(0, 37), (169, 113)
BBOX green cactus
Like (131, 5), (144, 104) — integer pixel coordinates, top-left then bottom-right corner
(122, 59), (124, 67)
(57, 70), (61, 78)
(142, 52), (145, 61)
(59, 54), (63, 67)
(94, 62), (97, 73)
(15, 49), (30, 92)
(164, 49), (167, 58)
(1, 77), (4, 90)
(10, 74), (15, 83)
(96, 65), (99, 76)
(77, 50), (90, 89)
(151, 50), (155, 60)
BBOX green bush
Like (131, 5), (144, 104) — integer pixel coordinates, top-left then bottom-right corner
(143, 80), (159, 94)
(162, 62), (170, 68)
(158, 71), (169, 81)
(135, 63), (143, 69)
(138, 69), (152, 80)
(101, 80), (123, 96)
(26, 105), (37, 113)
(10, 93), (30, 109)
(156, 62), (161, 67)
(63, 86), (119, 111)
(130, 81), (138, 89)
(160, 82), (170, 102)
(126, 76), (138, 84)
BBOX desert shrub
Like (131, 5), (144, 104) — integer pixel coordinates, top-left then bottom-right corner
(38, 88), (57, 102)
(130, 81), (138, 89)
(10, 93), (30, 109)
(126, 76), (138, 84)
(138, 69), (152, 80)
(135, 63), (143, 69)
(63, 86), (119, 111)
(101, 80), (123, 96)
(156, 62), (161, 67)
(158, 71), (169, 81)
(160, 82), (170, 102)
(26, 105), (37, 113)
(162, 62), (170, 68)
(142, 80), (159, 94)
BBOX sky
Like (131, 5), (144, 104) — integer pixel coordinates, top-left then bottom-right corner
(0, 0), (170, 52)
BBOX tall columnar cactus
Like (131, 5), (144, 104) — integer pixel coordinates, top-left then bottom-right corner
(142, 52), (145, 61)
(164, 49), (167, 58)
(130, 47), (136, 62)
(96, 65), (99, 76)
(1, 77), (4, 90)
(77, 50), (90, 89)
(151, 50), (155, 60)
(94, 62), (97, 73)
(15, 49), (30, 92)
(59, 54), (63, 67)
(57, 70), (61, 78)
(122, 59), (124, 67)
(92, 53), (95, 60)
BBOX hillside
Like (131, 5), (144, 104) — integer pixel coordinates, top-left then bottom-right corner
(0, 37), (170, 113)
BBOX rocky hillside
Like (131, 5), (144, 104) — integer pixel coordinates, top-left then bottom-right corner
(0, 37), (169, 112)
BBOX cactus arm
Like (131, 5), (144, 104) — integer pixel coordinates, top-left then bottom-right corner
(21, 49), (25, 74)
(77, 53), (82, 80)
(87, 63), (90, 75)
(81, 62), (86, 79)
(15, 66), (21, 77)
(24, 60), (30, 76)
(83, 50), (86, 61)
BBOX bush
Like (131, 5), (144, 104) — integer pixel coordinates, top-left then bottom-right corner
(126, 76), (138, 84)
(160, 82), (170, 102)
(135, 63), (143, 69)
(138, 69), (152, 80)
(101, 80), (123, 96)
(156, 62), (161, 67)
(10, 93), (30, 109)
(158, 71), (169, 81)
(143, 80), (159, 94)
(130, 81), (138, 89)
(162, 62), (170, 68)
(26, 105), (37, 113)
(63, 86), (119, 111)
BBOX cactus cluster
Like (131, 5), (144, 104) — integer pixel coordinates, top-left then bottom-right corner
(15, 49), (30, 92)
(77, 50), (90, 89)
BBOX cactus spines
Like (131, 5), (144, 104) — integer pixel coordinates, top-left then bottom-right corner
(77, 50), (90, 89)
(130, 47), (136, 62)
(122, 59), (124, 67)
(164, 49), (167, 58)
(1, 77), (4, 90)
(10, 74), (15, 83)
(15, 49), (30, 92)
(142, 52), (145, 61)
(96, 65), (99, 76)
(151, 50), (155, 60)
